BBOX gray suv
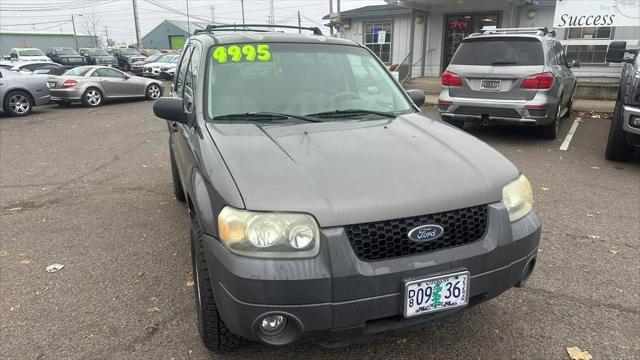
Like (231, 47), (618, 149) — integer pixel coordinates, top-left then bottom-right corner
(438, 27), (578, 139)
(604, 41), (640, 161)
(153, 24), (541, 352)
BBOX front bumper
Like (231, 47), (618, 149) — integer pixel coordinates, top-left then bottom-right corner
(438, 90), (559, 126)
(143, 68), (161, 77)
(204, 203), (541, 346)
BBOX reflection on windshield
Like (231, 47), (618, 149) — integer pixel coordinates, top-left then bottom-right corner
(124, 49), (140, 55)
(206, 43), (412, 120)
(64, 66), (92, 76)
(18, 49), (45, 56)
(158, 55), (177, 63)
(58, 49), (79, 55)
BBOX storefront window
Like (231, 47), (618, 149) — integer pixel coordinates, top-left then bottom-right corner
(442, 13), (499, 71)
(364, 22), (392, 64)
(565, 45), (608, 63)
(567, 27), (612, 39)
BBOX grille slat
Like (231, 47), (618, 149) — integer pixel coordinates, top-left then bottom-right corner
(344, 205), (488, 261)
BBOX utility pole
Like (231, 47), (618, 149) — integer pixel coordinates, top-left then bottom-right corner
(269, 0), (275, 26)
(241, 0), (246, 26)
(71, 14), (80, 51)
(104, 25), (109, 47)
(186, 0), (191, 35)
(329, 0), (333, 35)
(131, 0), (141, 48)
(210, 6), (215, 23)
(337, 0), (341, 36)
(298, 11), (301, 33)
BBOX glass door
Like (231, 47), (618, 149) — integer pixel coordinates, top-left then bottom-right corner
(442, 13), (500, 72)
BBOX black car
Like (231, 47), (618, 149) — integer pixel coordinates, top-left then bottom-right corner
(152, 24), (540, 353)
(10, 62), (68, 75)
(110, 48), (146, 71)
(46, 48), (87, 67)
(79, 48), (117, 66)
(604, 41), (640, 161)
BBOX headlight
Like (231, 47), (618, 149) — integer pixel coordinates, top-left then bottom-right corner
(502, 175), (533, 222)
(217, 207), (320, 258)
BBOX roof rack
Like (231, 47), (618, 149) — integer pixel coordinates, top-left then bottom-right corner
(476, 26), (556, 37)
(193, 24), (323, 36)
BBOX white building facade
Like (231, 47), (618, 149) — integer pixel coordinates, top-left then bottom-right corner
(333, 0), (640, 81)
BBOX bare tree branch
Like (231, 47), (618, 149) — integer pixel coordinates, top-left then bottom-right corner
(80, 10), (102, 48)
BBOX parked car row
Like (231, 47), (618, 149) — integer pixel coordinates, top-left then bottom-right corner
(0, 65), (163, 116)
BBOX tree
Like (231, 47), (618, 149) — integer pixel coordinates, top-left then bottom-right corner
(80, 10), (102, 48)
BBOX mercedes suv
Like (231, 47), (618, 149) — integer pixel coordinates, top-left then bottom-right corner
(152, 24), (541, 353)
(438, 27), (578, 139)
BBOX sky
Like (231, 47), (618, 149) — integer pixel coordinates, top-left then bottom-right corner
(0, 0), (384, 44)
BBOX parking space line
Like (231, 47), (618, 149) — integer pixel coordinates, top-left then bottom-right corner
(559, 117), (581, 151)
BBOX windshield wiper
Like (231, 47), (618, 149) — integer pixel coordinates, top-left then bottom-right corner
(491, 61), (519, 65)
(211, 112), (322, 123)
(306, 109), (396, 119)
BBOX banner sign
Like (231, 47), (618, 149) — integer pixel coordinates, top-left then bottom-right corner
(553, 0), (640, 28)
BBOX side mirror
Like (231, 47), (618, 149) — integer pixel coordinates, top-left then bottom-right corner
(153, 97), (188, 124)
(568, 59), (580, 68)
(407, 89), (425, 107)
(606, 41), (627, 63)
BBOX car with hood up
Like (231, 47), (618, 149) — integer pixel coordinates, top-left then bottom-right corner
(79, 48), (117, 66)
(48, 65), (163, 107)
(143, 54), (178, 78)
(46, 47), (87, 67)
(130, 53), (164, 75)
(152, 24), (541, 353)
(6, 48), (51, 63)
(110, 48), (146, 71)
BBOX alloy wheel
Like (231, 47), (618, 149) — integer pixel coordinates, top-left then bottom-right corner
(148, 84), (161, 99)
(86, 90), (102, 106)
(9, 95), (30, 114)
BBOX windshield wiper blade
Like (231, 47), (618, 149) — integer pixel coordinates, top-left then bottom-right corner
(306, 109), (396, 119)
(491, 61), (519, 65)
(212, 112), (322, 122)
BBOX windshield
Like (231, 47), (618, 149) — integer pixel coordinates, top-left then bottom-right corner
(18, 49), (45, 56)
(90, 49), (109, 56)
(158, 55), (177, 63)
(124, 48), (140, 55)
(58, 48), (79, 55)
(451, 38), (544, 66)
(64, 66), (92, 76)
(144, 54), (163, 63)
(206, 43), (412, 120)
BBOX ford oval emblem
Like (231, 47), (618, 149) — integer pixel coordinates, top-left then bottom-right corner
(408, 225), (444, 242)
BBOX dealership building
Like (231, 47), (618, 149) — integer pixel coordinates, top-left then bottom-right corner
(329, 0), (640, 82)
(0, 32), (98, 57)
(141, 20), (210, 50)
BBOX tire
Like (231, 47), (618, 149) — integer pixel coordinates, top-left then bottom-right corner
(444, 118), (465, 129)
(562, 94), (573, 119)
(190, 214), (243, 353)
(81, 88), (103, 107)
(170, 149), (186, 202)
(538, 103), (561, 140)
(605, 101), (633, 161)
(3, 90), (33, 116)
(146, 83), (163, 100)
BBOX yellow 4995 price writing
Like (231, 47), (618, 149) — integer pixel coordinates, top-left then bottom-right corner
(212, 44), (272, 64)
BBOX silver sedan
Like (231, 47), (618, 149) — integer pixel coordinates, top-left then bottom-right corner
(49, 66), (163, 107)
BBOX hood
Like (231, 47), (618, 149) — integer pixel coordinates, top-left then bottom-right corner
(205, 113), (519, 227)
(125, 55), (146, 62)
(143, 62), (165, 68)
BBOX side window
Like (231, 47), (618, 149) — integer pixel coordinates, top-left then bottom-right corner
(92, 68), (126, 78)
(547, 43), (558, 65)
(174, 46), (193, 96)
(556, 43), (568, 67)
(184, 44), (202, 99)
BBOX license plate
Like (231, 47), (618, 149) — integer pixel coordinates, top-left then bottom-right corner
(403, 271), (469, 318)
(481, 79), (501, 90)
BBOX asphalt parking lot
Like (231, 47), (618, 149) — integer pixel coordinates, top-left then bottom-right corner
(1, 100), (638, 360)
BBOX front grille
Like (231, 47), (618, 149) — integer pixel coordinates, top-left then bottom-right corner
(344, 205), (488, 262)
(456, 106), (520, 118)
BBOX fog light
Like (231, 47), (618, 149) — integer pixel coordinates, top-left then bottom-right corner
(259, 315), (287, 336)
(630, 115), (640, 129)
